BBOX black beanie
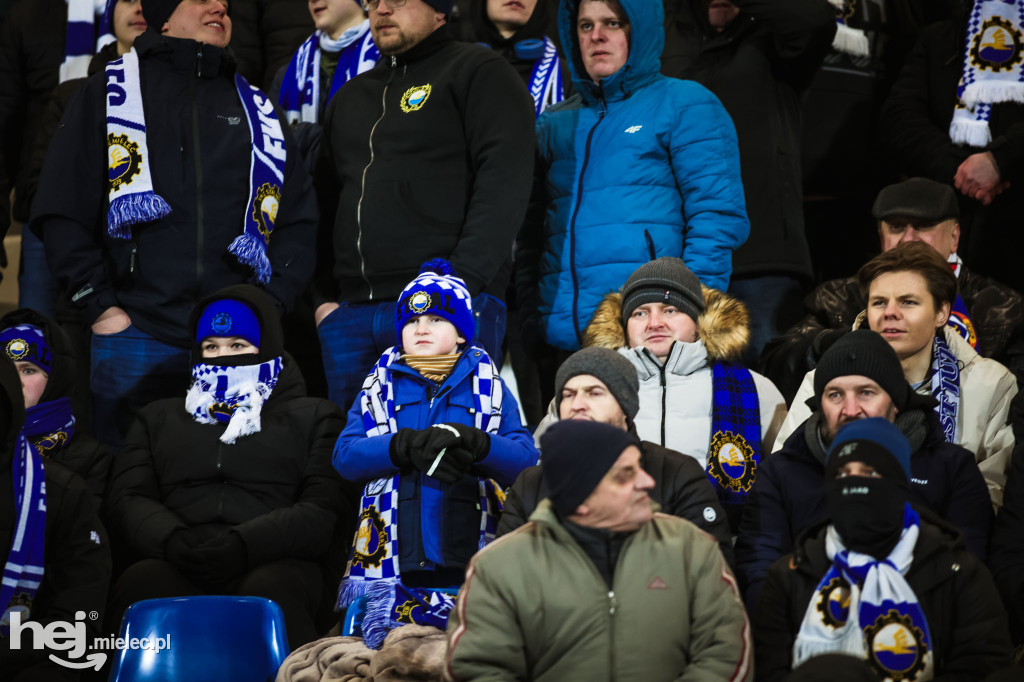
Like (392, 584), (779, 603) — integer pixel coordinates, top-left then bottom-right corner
(555, 348), (639, 423)
(620, 257), (705, 326)
(423, 0), (453, 15)
(143, 0), (183, 31)
(812, 330), (909, 411)
(540, 420), (639, 518)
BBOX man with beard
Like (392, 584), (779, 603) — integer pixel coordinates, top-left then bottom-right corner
(314, 0), (534, 411)
(734, 329), (992, 612)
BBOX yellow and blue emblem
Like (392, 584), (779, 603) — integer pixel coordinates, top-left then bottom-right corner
(407, 291), (432, 314)
(107, 132), (143, 191)
(971, 17), (1024, 72)
(252, 182), (282, 242)
(815, 577), (851, 629)
(865, 610), (929, 681)
(947, 311), (977, 349)
(354, 505), (390, 569)
(4, 338), (29, 362)
(33, 431), (68, 453)
(707, 430), (757, 493)
(209, 401), (236, 422)
(400, 84), (432, 113)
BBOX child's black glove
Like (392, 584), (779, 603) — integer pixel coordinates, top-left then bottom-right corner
(437, 422), (491, 461)
(390, 425), (475, 484)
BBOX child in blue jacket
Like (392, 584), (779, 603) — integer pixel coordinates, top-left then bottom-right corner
(333, 259), (537, 646)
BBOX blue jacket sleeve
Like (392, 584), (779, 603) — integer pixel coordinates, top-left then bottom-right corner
(667, 82), (749, 292)
(333, 395), (398, 483)
(473, 382), (539, 487)
(734, 455), (793, 614)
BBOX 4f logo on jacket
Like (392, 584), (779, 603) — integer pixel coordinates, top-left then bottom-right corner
(401, 85), (432, 113)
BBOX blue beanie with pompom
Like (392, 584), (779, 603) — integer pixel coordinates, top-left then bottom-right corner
(395, 259), (475, 347)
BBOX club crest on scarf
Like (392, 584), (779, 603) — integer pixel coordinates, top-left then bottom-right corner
(815, 576), (852, 629)
(864, 610), (930, 681)
(252, 182), (281, 242)
(971, 16), (1024, 72)
(354, 505), (391, 569)
(107, 133), (143, 191)
(33, 431), (69, 454)
(707, 431), (756, 493)
(400, 85), (432, 113)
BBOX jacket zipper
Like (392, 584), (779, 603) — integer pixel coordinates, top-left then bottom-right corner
(659, 363), (667, 446)
(607, 589), (617, 680)
(568, 96), (607, 346)
(355, 56), (400, 300)
(192, 45), (205, 288)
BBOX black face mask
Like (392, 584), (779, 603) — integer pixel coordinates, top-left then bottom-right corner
(826, 476), (908, 560)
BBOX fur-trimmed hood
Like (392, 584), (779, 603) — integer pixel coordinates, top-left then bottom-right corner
(582, 286), (750, 361)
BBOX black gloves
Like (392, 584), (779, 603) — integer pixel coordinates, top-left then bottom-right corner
(389, 423), (490, 484)
(164, 529), (248, 588)
(438, 423), (491, 461)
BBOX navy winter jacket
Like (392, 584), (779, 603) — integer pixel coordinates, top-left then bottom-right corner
(735, 410), (994, 613)
(517, 0), (749, 351)
(334, 348), (538, 575)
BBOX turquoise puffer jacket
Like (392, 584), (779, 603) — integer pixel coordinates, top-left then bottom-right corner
(525, 0), (749, 351)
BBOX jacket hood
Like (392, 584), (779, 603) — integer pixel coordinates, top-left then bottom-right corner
(468, 0), (553, 47)
(0, 308), (79, 405)
(558, 0), (662, 102)
(583, 287), (750, 362)
(0, 358), (25, 471)
(189, 284), (286, 365)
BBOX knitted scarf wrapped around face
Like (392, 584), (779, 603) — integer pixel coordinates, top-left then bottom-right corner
(184, 357), (284, 444)
(950, 0), (1024, 147)
(794, 505), (934, 681)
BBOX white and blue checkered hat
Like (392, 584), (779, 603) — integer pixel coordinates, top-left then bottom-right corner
(395, 259), (474, 346)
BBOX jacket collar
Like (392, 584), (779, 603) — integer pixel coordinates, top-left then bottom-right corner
(386, 23), (454, 67)
(622, 340), (708, 382)
(135, 28), (235, 78)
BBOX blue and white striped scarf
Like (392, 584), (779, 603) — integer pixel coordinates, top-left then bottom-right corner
(1, 435), (47, 636)
(279, 23), (379, 125)
(950, 0), (1024, 147)
(931, 334), (961, 445)
(61, 0), (115, 83)
(104, 48), (287, 283)
(795, 505), (934, 681)
(337, 346), (503, 612)
(528, 37), (564, 117)
(184, 357), (284, 444)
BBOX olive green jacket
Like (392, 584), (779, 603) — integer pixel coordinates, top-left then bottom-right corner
(444, 500), (753, 681)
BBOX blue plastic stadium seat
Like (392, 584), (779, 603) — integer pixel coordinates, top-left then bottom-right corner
(108, 596), (289, 682)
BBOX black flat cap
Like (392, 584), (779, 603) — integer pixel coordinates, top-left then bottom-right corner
(872, 177), (959, 223)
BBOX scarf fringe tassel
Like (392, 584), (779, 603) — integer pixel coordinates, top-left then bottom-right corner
(832, 24), (870, 57)
(107, 192), (172, 239)
(962, 81), (1024, 109)
(229, 233), (272, 284)
(950, 118), (993, 147)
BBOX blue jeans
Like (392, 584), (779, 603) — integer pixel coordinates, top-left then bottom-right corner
(90, 324), (191, 452)
(18, 226), (57, 319)
(727, 275), (804, 368)
(318, 293), (507, 411)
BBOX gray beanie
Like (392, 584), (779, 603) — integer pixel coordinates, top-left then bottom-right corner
(555, 348), (640, 423)
(620, 257), (705, 326)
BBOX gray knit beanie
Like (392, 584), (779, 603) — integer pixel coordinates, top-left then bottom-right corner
(620, 257), (705, 326)
(555, 348), (640, 423)
(813, 330), (910, 411)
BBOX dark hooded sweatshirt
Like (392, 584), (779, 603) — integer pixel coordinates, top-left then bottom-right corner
(0, 358), (111, 681)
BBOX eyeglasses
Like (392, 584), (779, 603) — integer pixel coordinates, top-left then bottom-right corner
(362, 0), (408, 10)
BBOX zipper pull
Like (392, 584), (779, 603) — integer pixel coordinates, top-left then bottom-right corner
(608, 590), (617, 615)
(196, 44), (204, 77)
(390, 55), (398, 69)
(130, 243), (137, 273)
